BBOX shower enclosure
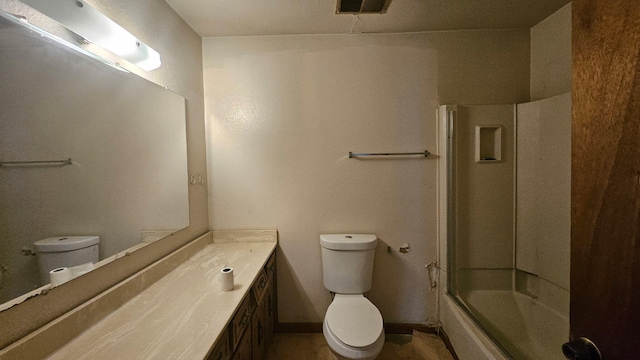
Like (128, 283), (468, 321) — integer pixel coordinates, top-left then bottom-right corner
(441, 92), (571, 360)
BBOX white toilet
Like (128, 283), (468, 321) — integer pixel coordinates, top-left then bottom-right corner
(34, 236), (100, 284)
(320, 234), (384, 360)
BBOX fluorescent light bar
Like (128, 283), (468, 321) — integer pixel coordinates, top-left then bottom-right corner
(0, 10), (129, 73)
(20, 0), (161, 71)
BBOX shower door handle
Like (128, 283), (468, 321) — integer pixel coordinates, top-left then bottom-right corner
(562, 338), (602, 360)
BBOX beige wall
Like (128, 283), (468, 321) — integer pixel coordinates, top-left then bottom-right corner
(530, 3), (571, 100)
(0, 0), (207, 348)
(203, 30), (529, 324)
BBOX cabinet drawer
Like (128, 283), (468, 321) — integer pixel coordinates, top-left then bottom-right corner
(264, 253), (276, 279)
(207, 330), (230, 360)
(252, 270), (269, 304)
(230, 296), (251, 352)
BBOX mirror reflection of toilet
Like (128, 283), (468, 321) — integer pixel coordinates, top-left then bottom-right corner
(320, 234), (384, 360)
(33, 236), (100, 285)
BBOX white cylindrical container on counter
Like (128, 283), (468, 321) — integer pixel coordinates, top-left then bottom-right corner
(220, 267), (234, 291)
(50, 267), (72, 287)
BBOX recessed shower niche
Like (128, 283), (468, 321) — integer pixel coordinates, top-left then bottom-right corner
(475, 125), (503, 162)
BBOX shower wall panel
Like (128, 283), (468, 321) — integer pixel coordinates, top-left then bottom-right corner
(516, 92), (571, 292)
(455, 105), (515, 272)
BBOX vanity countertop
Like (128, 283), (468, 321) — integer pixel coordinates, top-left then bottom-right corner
(45, 233), (277, 360)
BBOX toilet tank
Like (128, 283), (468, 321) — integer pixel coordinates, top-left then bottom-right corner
(34, 236), (100, 284)
(320, 234), (377, 294)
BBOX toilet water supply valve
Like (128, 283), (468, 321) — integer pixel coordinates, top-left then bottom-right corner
(386, 242), (438, 290)
(389, 242), (438, 291)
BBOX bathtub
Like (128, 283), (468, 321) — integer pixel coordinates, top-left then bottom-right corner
(439, 275), (569, 360)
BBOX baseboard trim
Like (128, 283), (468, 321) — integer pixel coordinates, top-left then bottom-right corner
(384, 323), (435, 334)
(275, 322), (323, 333)
(275, 322), (436, 334)
(438, 327), (460, 360)
(275, 322), (458, 359)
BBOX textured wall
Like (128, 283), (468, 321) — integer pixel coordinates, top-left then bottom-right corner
(530, 3), (571, 100)
(0, 0), (207, 348)
(203, 30), (529, 324)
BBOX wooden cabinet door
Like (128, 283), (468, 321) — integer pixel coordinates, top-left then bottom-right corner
(264, 282), (276, 347)
(232, 330), (252, 360)
(252, 302), (266, 360)
(572, 0), (640, 358)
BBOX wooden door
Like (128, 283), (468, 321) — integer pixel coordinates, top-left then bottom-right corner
(572, 0), (640, 358)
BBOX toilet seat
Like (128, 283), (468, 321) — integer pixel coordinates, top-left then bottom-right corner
(325, 294), (383, 348)
(323, 319), (384, 360)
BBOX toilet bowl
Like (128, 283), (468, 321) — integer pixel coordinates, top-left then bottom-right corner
(323, 294), (385, 360)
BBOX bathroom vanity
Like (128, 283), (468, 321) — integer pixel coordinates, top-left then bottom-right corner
(209, 251), (276, 360)
(0, 230), (277, 360)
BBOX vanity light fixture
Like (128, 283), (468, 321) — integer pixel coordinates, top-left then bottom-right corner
(19, 0), (161, 71)
(0, 10), (128, 72)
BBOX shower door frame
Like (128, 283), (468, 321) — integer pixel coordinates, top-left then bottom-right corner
(439, 104), (513, 359)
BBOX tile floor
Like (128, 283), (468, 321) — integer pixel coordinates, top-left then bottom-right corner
(265, 331), (455, 360)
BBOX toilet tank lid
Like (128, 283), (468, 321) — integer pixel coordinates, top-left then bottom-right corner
(320, 234), (377, 250)
(34, 236), (100, 252)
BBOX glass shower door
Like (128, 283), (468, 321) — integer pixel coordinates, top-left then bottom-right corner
(443, 93), (571, 360)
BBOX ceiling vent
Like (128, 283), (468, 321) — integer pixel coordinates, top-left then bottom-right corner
(336, 0), (393, 14)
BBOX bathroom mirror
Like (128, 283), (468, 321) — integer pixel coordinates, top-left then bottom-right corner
(0, 11), (189, 307)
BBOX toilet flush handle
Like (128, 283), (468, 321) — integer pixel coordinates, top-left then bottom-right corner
(21, 247), (36, 256)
